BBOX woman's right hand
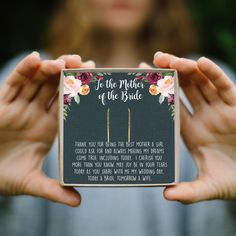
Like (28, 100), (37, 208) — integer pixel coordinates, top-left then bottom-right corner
(0, 52), (94, 207)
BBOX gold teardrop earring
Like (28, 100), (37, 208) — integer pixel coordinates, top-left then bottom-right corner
(107, 108), (131, 143)
(107, 108), (110, 143)
(128, 108), (131, 143)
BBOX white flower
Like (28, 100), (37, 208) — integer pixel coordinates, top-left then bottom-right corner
(157, 75), (174, 97)
(64, 76), (82, 97)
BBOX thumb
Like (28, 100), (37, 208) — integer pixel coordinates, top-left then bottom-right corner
(163, 179), (215, 204)
(26, 174), (81, 207)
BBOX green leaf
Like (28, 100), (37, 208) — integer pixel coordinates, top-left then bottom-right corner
(135, 72), (142, 76)
(74, 94), (80, 104)
(97, 72), (103, 76)
(63, 112), (68, 119)
(169, 105), (175, 120)
(64, 72), (77, 77)
(159, 95), (165, 104)
(162, 72), (174, 77)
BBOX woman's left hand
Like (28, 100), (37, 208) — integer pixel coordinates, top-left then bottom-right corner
(153, 52), (236, 203)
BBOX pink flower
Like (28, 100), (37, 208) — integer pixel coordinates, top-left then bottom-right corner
(76, 72), (93, 84)
(157, 75), (174, 97)
(64, 75), (82, 97)
(146, 72), (162, 84)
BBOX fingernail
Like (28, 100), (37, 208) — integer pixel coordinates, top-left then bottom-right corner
(154, 51), (162, 58)
(72, 54), (82, 61)
(56, 59), (65, 66)
(86, 60), (96, 68)
(139, 62), (145, 67)
(166, 187), (177, 194)
(69, 195), (81, 206)
(199, 56), (208, 62)
(139, 62), (151, 69)
(31, 51), (40, 57)
(86, 60), (95, 64)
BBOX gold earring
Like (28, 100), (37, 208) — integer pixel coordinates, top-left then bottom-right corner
(107, 108), (110, 143)
(128, 108), (131, 143)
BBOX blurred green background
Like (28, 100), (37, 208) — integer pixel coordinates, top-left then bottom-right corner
(0, 0), (235, 72)
(189, 0), (236, 71)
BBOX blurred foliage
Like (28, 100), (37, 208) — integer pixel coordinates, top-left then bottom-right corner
(0, 0), (235, 72)
(188, 0), (236, 72)
(0, 0), (56, 67)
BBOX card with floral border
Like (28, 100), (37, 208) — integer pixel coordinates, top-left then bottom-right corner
(59, 68), (179, 186)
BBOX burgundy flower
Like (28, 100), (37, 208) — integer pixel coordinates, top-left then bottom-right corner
(76, 72), (93, 84)
(168, 95), (175, 105)
(64, 94), (72, 105)
(146, 72), (162, 84)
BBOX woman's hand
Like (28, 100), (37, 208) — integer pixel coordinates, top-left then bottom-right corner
(0, 52), (94, 206)
(154, 52), (236, 203)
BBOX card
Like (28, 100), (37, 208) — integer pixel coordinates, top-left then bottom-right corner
(59, 68), (179, 186)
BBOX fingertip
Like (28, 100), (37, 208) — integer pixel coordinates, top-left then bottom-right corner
(83, 60), (96, 68)
(154, 51), (163, 59)
(88, 60), (96, 68)
(163, 183), (197, 204)
(39, 178), (81, 207)
(63, 189), (81, 207)
(25, 51), (41, 68)
(58, 54), (83, 68)
(139, 62), (152, 69)
(31, 51), (40, 59)
(163, 186), (179, 201)
(153, 52), (162, 65)
(56, 58), (66, 67)
(197, 56), (211, 71)
(153, 52), (171, 68)
(41, 59), (65, 74)
(68, 54), (83, 67)
(197, 56), (208, 63)
(50, 189), (81, 207)
(153, 57), (159, 67)
(71, 54), (82, 62)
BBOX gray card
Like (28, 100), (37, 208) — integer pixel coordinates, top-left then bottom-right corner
(59, 69), (179, 186)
